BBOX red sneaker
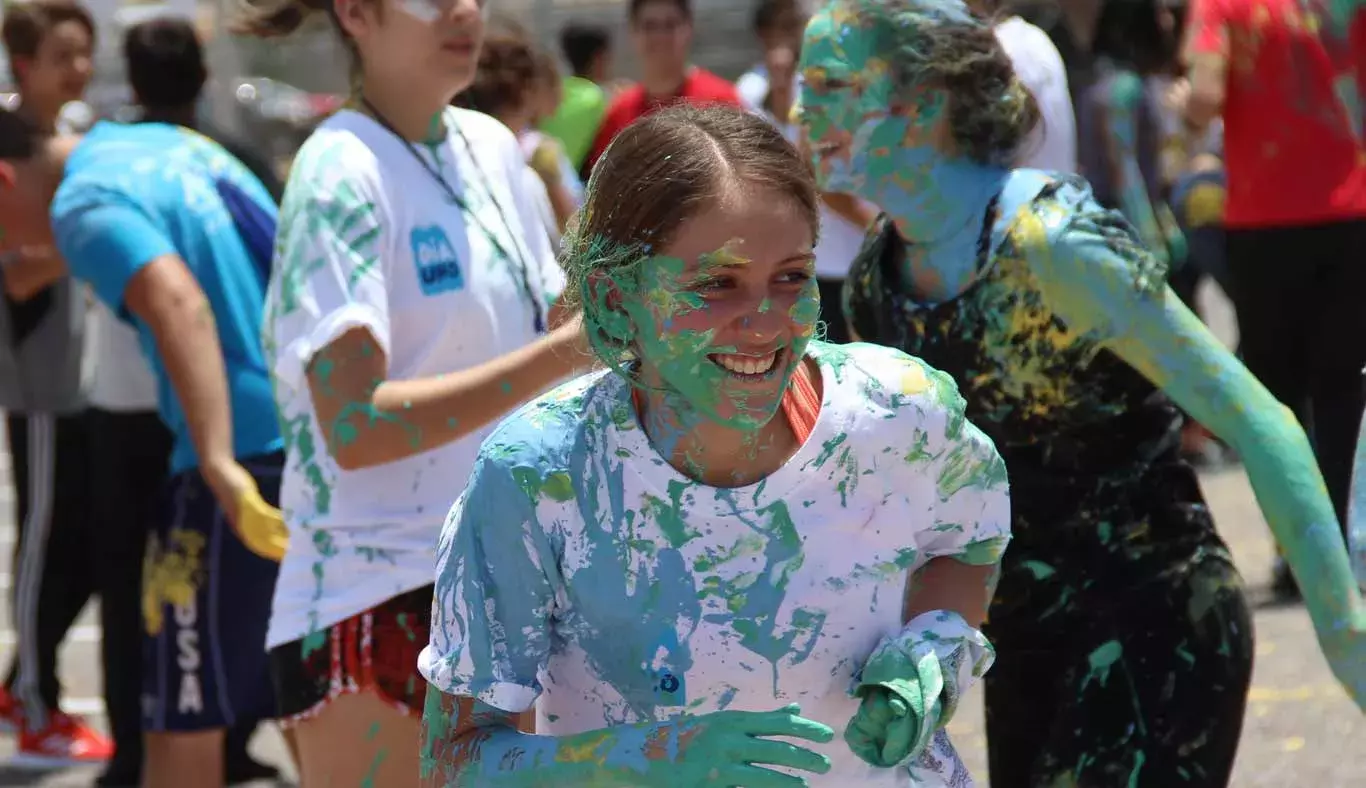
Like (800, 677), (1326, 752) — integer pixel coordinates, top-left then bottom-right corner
(11, 711), (114, 768)
(0, 685), (21, 734)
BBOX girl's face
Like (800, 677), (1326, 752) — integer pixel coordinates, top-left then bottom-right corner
(619, 189), (818, 431)
(343, 0), (486, 98)
(797, 5), (953, 201)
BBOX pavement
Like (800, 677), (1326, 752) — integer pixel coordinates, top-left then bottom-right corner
(0, 281), (1362, 786)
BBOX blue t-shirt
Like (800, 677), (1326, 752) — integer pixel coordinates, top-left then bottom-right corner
(52, 121), (283, 473)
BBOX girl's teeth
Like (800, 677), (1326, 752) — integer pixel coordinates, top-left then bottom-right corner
(716, 353), (777, 376)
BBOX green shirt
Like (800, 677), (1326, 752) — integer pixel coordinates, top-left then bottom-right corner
(539, 76), (606, 170)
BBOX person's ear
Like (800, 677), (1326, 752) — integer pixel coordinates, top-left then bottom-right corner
(0, 162), (18, 191)
(333, 0), (376, 40)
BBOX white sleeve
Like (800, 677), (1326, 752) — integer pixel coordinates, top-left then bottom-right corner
(901, 358), (1012, 564)
(264, 135), (391, 391)
(419, 453), (558, 712)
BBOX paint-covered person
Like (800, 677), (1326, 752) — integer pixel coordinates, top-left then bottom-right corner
(234, 0), (588, 784)
(797, 0), (1366, 784)
(419, 103), (1012, 786)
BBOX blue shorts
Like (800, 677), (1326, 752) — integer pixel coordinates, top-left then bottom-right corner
(141, 452), (283, 733)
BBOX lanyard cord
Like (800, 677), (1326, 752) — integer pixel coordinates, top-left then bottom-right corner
(359, 100), (546, 335)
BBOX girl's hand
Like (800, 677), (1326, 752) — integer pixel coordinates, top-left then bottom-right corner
(647, 705), (834, 787)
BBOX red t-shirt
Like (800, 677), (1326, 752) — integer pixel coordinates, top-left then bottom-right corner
(1187, 0), (1366, 227)
(585, 67), (743, 171)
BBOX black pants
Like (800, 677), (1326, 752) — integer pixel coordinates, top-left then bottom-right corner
(818, 278), (851, 344)
(88, 409), (172, 771)
(4, 411), (96, 729)
(985, 557), (1253, 786)
(1226, 218), (1366, 529)
(88, 409), (269, 778)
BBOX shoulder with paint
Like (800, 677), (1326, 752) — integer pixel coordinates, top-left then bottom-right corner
(475, 366), (620, 464)
(813, 341), (969, 433)
(284, 114), (386, 200)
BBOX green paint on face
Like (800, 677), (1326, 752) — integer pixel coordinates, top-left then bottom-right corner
(582, 237), (818, 436)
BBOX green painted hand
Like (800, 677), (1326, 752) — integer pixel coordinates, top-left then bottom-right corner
(844, 611), (994, 768)
(844, 645), (944, 768)
(647, 704), (835, 787)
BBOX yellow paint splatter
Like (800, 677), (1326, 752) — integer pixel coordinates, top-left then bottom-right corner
(1281, 736), (1306, 752)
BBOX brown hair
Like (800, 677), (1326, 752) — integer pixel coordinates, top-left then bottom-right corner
(451, 24), (539, 117)
(230, 0), (333, 38)
(842, 0), (1040, 165)
(2, 0), (95, 76)
(0, 107), (43, 160)
(561, 104), (819, 362)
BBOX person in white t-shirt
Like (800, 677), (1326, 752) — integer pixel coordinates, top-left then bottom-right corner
(235, 0), (591, 785)
(419, 104), (1011, 787)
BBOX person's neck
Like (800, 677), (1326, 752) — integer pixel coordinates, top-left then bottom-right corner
(16, 97), (63, 135)
(641, 66), (689, 100)
(23, 135), (79, 204)
(141, 104), (198, 129)
(639, 387), (794, 488)
(358, 81), (446, 142)
(868, 152), (1007, 302)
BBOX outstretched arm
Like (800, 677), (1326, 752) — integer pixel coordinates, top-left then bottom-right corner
(1348, 412), (1366, 586)
(1030, 209), (1365, 671)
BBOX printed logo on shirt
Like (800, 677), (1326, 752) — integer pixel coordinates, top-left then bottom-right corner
(410, 225), (464, 296)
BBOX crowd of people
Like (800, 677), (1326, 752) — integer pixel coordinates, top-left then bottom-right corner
(0, 0), (1361, 786)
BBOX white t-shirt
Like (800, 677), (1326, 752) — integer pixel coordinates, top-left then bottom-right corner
(420, 341), (1011, 786)
(87, 298), (159, 412)
(262, 107), (565, 648)
(995, 16), (1078, 174)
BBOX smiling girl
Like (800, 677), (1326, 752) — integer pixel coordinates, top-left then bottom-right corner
(233, 0), (586, 784)
(796, 0), (1366, 784)
(418, 103), (1011, 787)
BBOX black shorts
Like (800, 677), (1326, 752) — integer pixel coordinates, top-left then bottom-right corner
(140, 452), (284, 732)
(268, 585), (434, 725)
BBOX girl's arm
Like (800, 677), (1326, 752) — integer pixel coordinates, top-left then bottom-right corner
(1348, 410), (1366, 586)
(269, 141), (588, 473)
(306, 324), (585, 471)
(900, 358), (1012, 628)
(1029, 207), (1366, 677)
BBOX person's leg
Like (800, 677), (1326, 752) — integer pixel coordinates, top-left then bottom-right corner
(91, 409), (172, 784)
(1022, 558), (1253, 786)
(272, 585), (434, 788)
(1225, 225), (1312, 597)
(8, 410), (112, 763)
(1, 413), (37, 730)
(1306, 219), (1366, 531)
(141, 453), (283, 788)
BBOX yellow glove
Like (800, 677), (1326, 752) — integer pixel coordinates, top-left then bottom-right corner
(235, 486), (289, 562)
